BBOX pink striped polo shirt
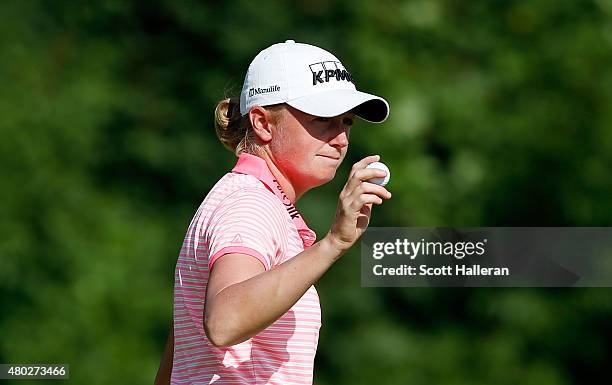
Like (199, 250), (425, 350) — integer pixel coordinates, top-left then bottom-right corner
(172, 153), (322, 385)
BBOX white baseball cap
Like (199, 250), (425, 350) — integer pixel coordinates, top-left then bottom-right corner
(240, 40), (389, 123)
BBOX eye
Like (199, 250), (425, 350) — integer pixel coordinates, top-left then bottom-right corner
(342, 117), (354, 126)
(314, 117), (330, 122)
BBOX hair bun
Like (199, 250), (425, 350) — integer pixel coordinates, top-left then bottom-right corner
(214, 98), (243, 152)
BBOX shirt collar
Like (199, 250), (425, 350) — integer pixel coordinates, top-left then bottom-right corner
(232, 153), (316, 248)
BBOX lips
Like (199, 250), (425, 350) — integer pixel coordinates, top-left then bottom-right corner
(317, 154), (340, 160)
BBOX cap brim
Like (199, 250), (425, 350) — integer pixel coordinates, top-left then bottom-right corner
(286, 89), (389, 123)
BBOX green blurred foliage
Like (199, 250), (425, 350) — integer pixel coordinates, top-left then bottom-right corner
(1, 1), (611, 384)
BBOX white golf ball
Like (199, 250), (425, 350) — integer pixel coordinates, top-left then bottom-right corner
(365, 161), (390, 186)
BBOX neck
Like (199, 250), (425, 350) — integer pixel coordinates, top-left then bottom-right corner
(258, 151), (302, 202)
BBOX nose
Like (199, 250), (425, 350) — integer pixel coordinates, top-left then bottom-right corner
(329, 123), (349, 148)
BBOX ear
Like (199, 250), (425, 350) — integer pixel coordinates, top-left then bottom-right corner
(248, 106), (274, 143)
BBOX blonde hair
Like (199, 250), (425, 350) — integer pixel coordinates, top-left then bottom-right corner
(214, 98), (285, 156)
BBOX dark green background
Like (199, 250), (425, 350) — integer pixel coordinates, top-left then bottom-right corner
(1, 1), (611, 384)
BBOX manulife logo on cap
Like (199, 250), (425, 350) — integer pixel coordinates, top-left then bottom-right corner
(248, 85), (281, 98)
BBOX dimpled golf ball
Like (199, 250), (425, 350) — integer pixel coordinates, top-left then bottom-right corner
(366, 161), (390, 186)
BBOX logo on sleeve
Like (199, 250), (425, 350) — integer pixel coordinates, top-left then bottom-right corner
(309, 61), (354, 86)
(231, 234), (243, 244)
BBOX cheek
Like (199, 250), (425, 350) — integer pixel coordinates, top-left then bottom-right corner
(288, 136), (323, 161)
(339, 148), (348, 163)
(271, 136), (309, 173)
(271, 130), (296, 158)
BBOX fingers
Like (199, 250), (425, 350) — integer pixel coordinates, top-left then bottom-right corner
(329, 156), (391, 252)
(345, 155), (388, 192)
(337, 155), (392, 220)
(350, 155), (380, 177)
(343, 156), (391, 198)
(336, 192), (382, 223)
(346, 182), (391, 211)
(348, 178), (391, 199)
(351, 194), (383, 208)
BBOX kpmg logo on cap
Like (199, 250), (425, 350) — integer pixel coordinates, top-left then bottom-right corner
(248, 85), (281, 98)
(309, 61), (354, 86)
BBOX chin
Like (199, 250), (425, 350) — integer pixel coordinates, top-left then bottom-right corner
(314, 169), (337, 187)
(301, 173), (334, 191)
(298, 162), (339, 190)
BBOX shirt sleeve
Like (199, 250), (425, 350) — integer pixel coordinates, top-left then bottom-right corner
(206, 187), (288, 271)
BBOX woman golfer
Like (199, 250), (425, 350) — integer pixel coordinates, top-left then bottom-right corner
(156, 40), (391, 385)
